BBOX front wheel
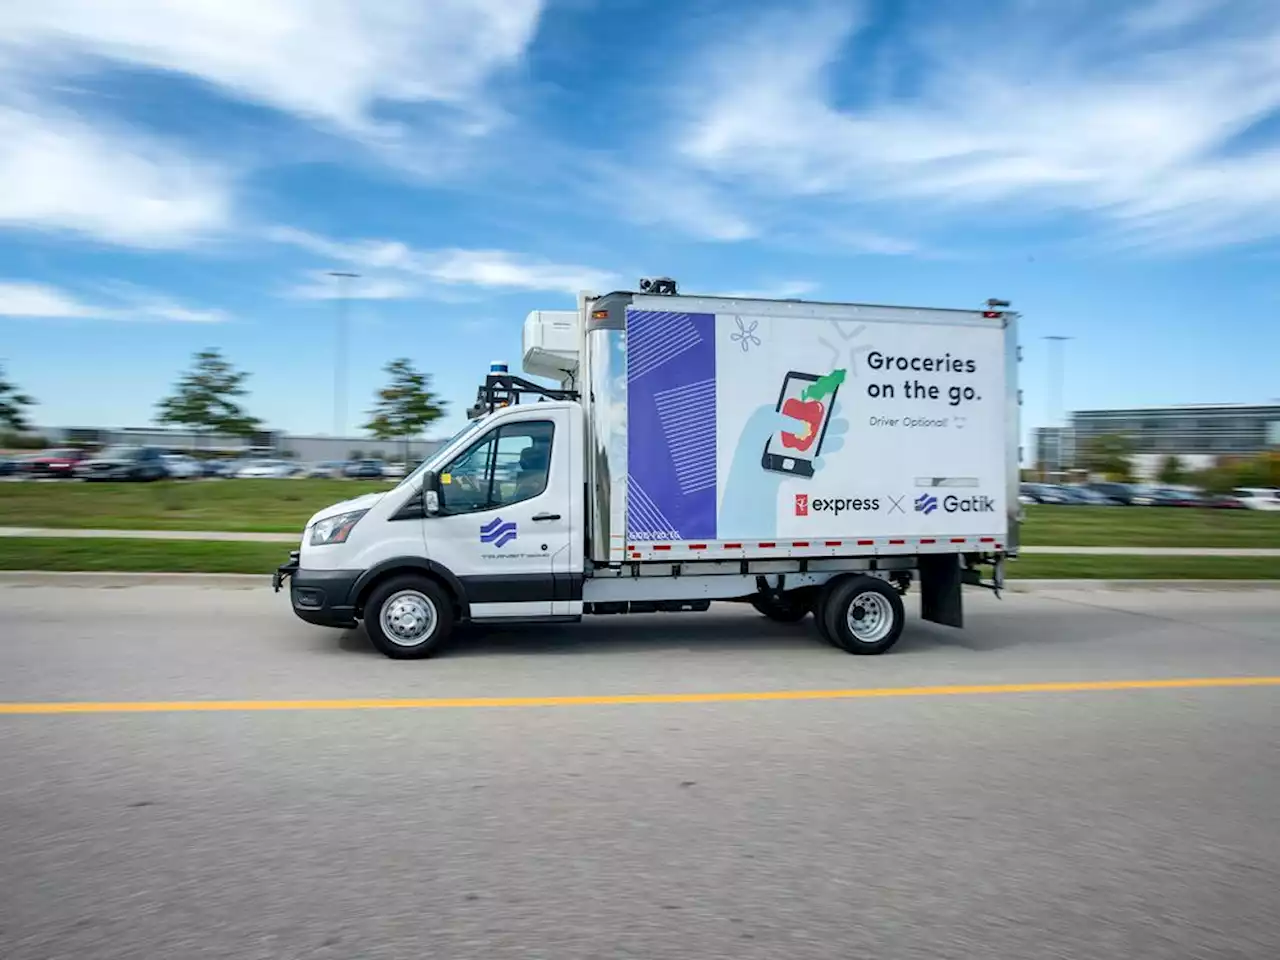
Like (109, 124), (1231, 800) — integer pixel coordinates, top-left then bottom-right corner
(364, 575), (454, 659)
(821, 576), (905, 655)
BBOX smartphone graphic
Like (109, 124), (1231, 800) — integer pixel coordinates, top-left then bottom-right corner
(761, 370), (842, 477)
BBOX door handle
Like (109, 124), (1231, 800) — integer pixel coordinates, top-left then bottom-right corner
(532, 512), (561, 522)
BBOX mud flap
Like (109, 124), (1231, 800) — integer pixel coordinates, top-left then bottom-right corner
(919, 554), (963, 628)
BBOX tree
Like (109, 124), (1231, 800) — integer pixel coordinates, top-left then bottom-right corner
(156, 349), (262, 440)
(0, 364), (35, 432)
(363, 358), (445, 464)
(348, 448), (365, 461)
(1080, 433), (1134, 481)
(1157, 454), (1187, 486)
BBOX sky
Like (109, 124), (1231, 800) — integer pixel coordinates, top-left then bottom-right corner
(1, 0), (1278, 443)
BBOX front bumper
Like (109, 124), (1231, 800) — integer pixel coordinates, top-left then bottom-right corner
(275, 552), (361, 628)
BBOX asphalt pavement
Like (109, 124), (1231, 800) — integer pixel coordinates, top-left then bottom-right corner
(2, 584), (1279, 959)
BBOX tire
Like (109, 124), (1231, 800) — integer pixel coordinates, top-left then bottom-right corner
(364, 575), (454, 660)
(749, 592), (811, 623)
(812, 578), (845, 645)
(821, 575), (905, 655)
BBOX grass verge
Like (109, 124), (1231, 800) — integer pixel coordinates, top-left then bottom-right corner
(1021, 504), (1280, 548)
(2, 484), (1279, 547)
(0, 479), (389, 533)
(0, 538), (1277, 580)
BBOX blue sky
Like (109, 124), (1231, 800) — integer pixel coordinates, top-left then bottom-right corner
(1, 0), (1278, 442)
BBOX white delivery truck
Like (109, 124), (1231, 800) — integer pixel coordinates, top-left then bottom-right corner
(274, 281), (1021, 659)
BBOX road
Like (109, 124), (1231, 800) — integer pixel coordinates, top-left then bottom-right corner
(2, 585), (1278, 960)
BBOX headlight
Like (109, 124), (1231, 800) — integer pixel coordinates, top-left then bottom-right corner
(310, 509), (368, 546)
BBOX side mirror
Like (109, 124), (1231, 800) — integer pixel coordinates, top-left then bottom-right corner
(422, 471), (441, 516)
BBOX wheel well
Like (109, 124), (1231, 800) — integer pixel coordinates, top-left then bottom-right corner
(354, 566), (465, 621)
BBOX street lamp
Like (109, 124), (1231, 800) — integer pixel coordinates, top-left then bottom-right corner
(328, 272), (359, 436)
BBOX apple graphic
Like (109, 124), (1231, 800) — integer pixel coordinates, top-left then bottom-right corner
(781, 397), (824, 452)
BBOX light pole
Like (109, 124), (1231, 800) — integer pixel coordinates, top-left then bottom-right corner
(1043, 335), (1072, 480)
(328, 272), (359, 436)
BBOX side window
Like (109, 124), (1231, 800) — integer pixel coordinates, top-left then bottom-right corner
(439, 436), (497, 514)
(437, 421), (554, 515)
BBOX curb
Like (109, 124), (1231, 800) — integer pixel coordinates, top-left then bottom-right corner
(1003, 579), (1280, 593)
(0, 572), (1275, 591)
(0, 527), (298, 543)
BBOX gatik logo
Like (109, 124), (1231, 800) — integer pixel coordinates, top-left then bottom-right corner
(915, 494), (938, 515)
(943, 494), (996, 513)
(806, 496), (880, 515)
(480, 517), (517, 548)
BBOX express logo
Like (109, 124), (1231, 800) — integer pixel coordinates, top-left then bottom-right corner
(480, 517), (517, 548)
(915, 494), (938, 515)
(808, 496), (880, 515)
(794, 494), (809, 516)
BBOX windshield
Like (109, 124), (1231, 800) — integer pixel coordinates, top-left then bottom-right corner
(396, 419), (485, 489)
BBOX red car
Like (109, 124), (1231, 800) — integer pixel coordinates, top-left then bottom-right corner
(26, 448), (91, 479)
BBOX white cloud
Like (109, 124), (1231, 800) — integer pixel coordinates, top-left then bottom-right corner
(0, 281), (227, 322)
(0, 282), (96, 318)
(0, 105), (232, 247)
(675, 0), (1280, 250)
(429, 249), (615, 293)
(0, 0), (544, 137)
(0, 1), (548, 247)
(590, 164), (757, 242)
(270, 227), (618, 297)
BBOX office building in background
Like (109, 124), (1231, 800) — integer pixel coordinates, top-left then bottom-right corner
(1068, 403), (1279, 479)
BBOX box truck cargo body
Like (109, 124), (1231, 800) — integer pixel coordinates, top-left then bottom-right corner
(275, 285), (1021, 659)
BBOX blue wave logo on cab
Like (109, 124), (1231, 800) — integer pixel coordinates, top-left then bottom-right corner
(914, 493), (938, 515)
(479, 517), (518, 548)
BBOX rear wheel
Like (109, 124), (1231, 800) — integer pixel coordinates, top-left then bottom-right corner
(821, 576), (905, 655)
(813, 579), (844, 645)
(364, 575), (454, 659)
(749, 591), (812, 623)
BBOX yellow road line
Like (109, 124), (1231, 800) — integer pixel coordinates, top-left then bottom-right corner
(1, 676), (1278, 715)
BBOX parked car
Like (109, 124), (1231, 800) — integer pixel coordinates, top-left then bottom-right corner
(383, 462), (407, 479)
(235, 459), (297, 479)
(1232, 488), (1280, 512)
(26, 447), (92, 479)
(345, 458), (387, 479)
(306, 460), (348, 479)
(1019, 482), (1070, 505)
(1203, 492), (1248, 510)
(201, 459), (234, 478)
(76, 445), (167, 482)
(1084, 481), (1151, 505)
(0, 456), (20, 478)
(1146, 488), (1192, 507)
(161, 454), (202, 479)
(1056, 486), (1110, 505)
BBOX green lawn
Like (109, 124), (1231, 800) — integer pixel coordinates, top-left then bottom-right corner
(1, 482), (1279, 548)
(1, 537), (1277, 579)
(0, 479), (389, 533)
(1021, 504), (1280, 548)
